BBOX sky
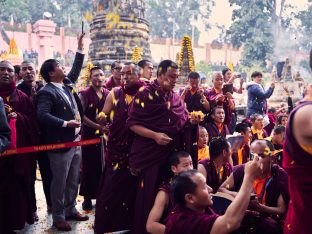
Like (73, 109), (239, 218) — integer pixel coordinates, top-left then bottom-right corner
(198, 0), (310, 45)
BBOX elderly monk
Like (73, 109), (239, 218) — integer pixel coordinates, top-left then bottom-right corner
(94, 63), (143, 233)
(0, 60), (38, 233)
(127, 60), (199, 233)
(283, 80), (312, 234)
(79, 66), (109, 210)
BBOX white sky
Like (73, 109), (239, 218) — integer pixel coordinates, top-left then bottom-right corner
(197, 0), (310, 45)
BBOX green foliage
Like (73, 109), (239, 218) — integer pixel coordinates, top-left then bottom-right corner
(226, 0), (277, 68)
(145, 0), (214, 45)
(296, 1), (312, 52)
(195, 62), (212, 75)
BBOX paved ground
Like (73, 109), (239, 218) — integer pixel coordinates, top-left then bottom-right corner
(18, 174), (95, 234)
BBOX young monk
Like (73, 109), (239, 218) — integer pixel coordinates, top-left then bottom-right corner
(198, 126), (209, 161)
(165, 157), (264, 234)
(232, 123), (251, 166)
(219, 140), (289, 233)
(250, 113), (268, 142)
(198, 137), (232, 193)
(205, 106), (230, 142)
(146, 151), (193, 234)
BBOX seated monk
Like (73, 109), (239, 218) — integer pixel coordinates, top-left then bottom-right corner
(165, 159), (264, 234)
(198, 126), (209, 161)
(265, 125), (285, 166)
(205, 106), (230, 142)
(232, 123), (251, 166)
(146, 151), (193, 234)
(250, 114), (268, 142)
(198, 137), (232, 193)
(219, 140), (289, 234)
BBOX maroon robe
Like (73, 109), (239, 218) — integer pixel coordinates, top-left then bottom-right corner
(251, 128), (268, 142)
(199, 159), (232, 193)
(264, 113), (276, 136)
(283, 101), (312, 234)
(104, 76), (119, 91)
(183, 89), (209, 123)
(79, 86), (109, 199)
(206, 87), (234, 128)
(232, 144), (250, 166)
(165, 205), (219, 234)
(205, 121), (230, 143)
(127, 80), (198, 233)
(233, 164), (289, 233)
(94, 87), (139, 233)
(0, 89), (38, 232)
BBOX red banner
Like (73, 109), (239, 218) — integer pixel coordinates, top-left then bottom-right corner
(0, 138), (101, 157)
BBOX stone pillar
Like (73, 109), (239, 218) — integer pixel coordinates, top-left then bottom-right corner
(60, 27), (65, 57)
(205, 43), (211, 63)
(33, 19), (56, 66)
(26, 23), (32, 51)
(165, 38), (172, 60)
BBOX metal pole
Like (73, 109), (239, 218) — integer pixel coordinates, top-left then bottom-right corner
(100, 135), (105, 172)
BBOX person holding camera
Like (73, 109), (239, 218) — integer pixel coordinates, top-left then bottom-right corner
(246, 71), (275, 117)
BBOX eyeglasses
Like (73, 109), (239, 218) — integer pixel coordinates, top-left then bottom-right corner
(113, 67), (122, 71)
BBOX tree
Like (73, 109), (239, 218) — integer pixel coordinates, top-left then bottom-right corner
(145, 0), (214, 45)
(296, 0), (312, 52)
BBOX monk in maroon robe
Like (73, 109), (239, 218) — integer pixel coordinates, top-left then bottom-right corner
(232, 123), (251, 166)
(127, 60), (199, 233)
(205, 72), (235, 128)
(103, 61), (123, 90)
(0, 60), (39, 233)
(205, 106), (230, 142)
(219, 140), (289, 234)
(180, 71), (210, 121)
(283, 85), (312, 234)
(198, 137), (232, 193)
(79, 67), (109, 210)
(94, 63), (143, 233)
(250, 114), (268, 142)
(166, 163), (264, 234)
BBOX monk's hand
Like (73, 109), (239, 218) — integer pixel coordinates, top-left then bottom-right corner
(225, 92), (233, 100)
(154, 132), (173, 145)
(249, 199), (263, 213)
(96, 112), (107, 125)
(7, 111), (17, 119)
(67, 119), (81, 128)
(270, 82), (276, 89)
(244, 155), (263, 180)
(215, 94), (225, 103)
(99, 124), (109, 134)
(198, 88), (204, 97)
(77, 32), (85, 51)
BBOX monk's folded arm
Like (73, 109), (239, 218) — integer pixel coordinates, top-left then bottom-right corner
(130, 125), (157, 140)
(146, 191), (168, 234)
(258, 194), (286, 216)
(211, 175), (253, 234)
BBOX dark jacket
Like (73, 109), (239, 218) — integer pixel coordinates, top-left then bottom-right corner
(36, 52), (84, 151)
(0, 97), (11, 152)
(246, 81), (274, 117)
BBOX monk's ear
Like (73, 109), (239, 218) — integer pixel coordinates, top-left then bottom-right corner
(184, 193), (195, 204)
(48, 70), (54, 78)
(171, 165), (177, 174)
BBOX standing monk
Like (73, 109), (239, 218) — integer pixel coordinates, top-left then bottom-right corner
(127, 60), (199, 233)
(94, 63), (143, 233)
(0, 60), (39, 233)
(104, 60), (124, 90)
(206, 72), (235, 129)
(283, 59), (312, 234)
(79, 66), (109, 210)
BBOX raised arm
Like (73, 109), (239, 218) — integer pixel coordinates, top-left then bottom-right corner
(67, 33), (85, 84)
(211, 158), (262, 234)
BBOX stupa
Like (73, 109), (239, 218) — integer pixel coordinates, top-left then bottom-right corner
(88, 0), (152, 68)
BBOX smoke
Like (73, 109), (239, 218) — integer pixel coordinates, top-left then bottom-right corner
(271, 21), (312, 81)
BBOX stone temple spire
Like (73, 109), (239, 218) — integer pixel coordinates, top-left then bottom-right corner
(88, 0), (151, 67)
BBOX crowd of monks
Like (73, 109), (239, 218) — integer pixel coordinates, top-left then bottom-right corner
(0, 41), (312, 234)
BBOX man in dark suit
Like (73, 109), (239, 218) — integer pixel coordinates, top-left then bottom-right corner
(18, 35), (86, 218)
(36, 33), (89, 231)
(0, 97), (10, 152)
